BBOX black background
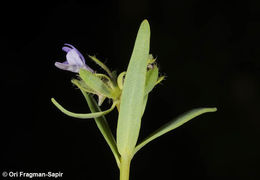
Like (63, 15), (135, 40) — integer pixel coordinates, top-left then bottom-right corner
(1, 0), (260, 179)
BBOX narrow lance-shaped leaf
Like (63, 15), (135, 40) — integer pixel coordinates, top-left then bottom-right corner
(133, 107), (217, 155)
(116, 20), (151, 156)
(51, 98), (116, 119)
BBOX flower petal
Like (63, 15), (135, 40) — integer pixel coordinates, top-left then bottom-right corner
(64, 43), (75, 48)
(62, 46), (72, 53)
(64, 43), (86, 64)
(55, 62), (81, 73)
(66, 49), (85, 66)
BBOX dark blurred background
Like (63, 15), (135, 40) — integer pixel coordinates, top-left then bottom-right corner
(1, 0), (260, 179)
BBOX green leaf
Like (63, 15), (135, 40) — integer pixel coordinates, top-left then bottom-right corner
(116, 19), (151, 156)
(79, 91), (121, 168)
(145, 66), (159, 95)
(51, 98), (116, 119)
(79, 69), (115, 99)
(134, 107), (217, 155)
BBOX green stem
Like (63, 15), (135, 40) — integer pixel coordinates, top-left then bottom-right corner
(120, 155), (131, 180)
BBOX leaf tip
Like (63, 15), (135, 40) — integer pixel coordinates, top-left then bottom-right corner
(212, 107), (217, 111)
(141, 19), (150, 29)
(51, 97), (58, 105)
(142, 19), (149, 24)
(207, 107), (217, 112)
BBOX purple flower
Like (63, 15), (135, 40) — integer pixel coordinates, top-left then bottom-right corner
(55, 43), (94, 73)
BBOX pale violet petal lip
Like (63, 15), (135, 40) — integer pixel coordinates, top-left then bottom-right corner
(55, 62), (81, 73)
